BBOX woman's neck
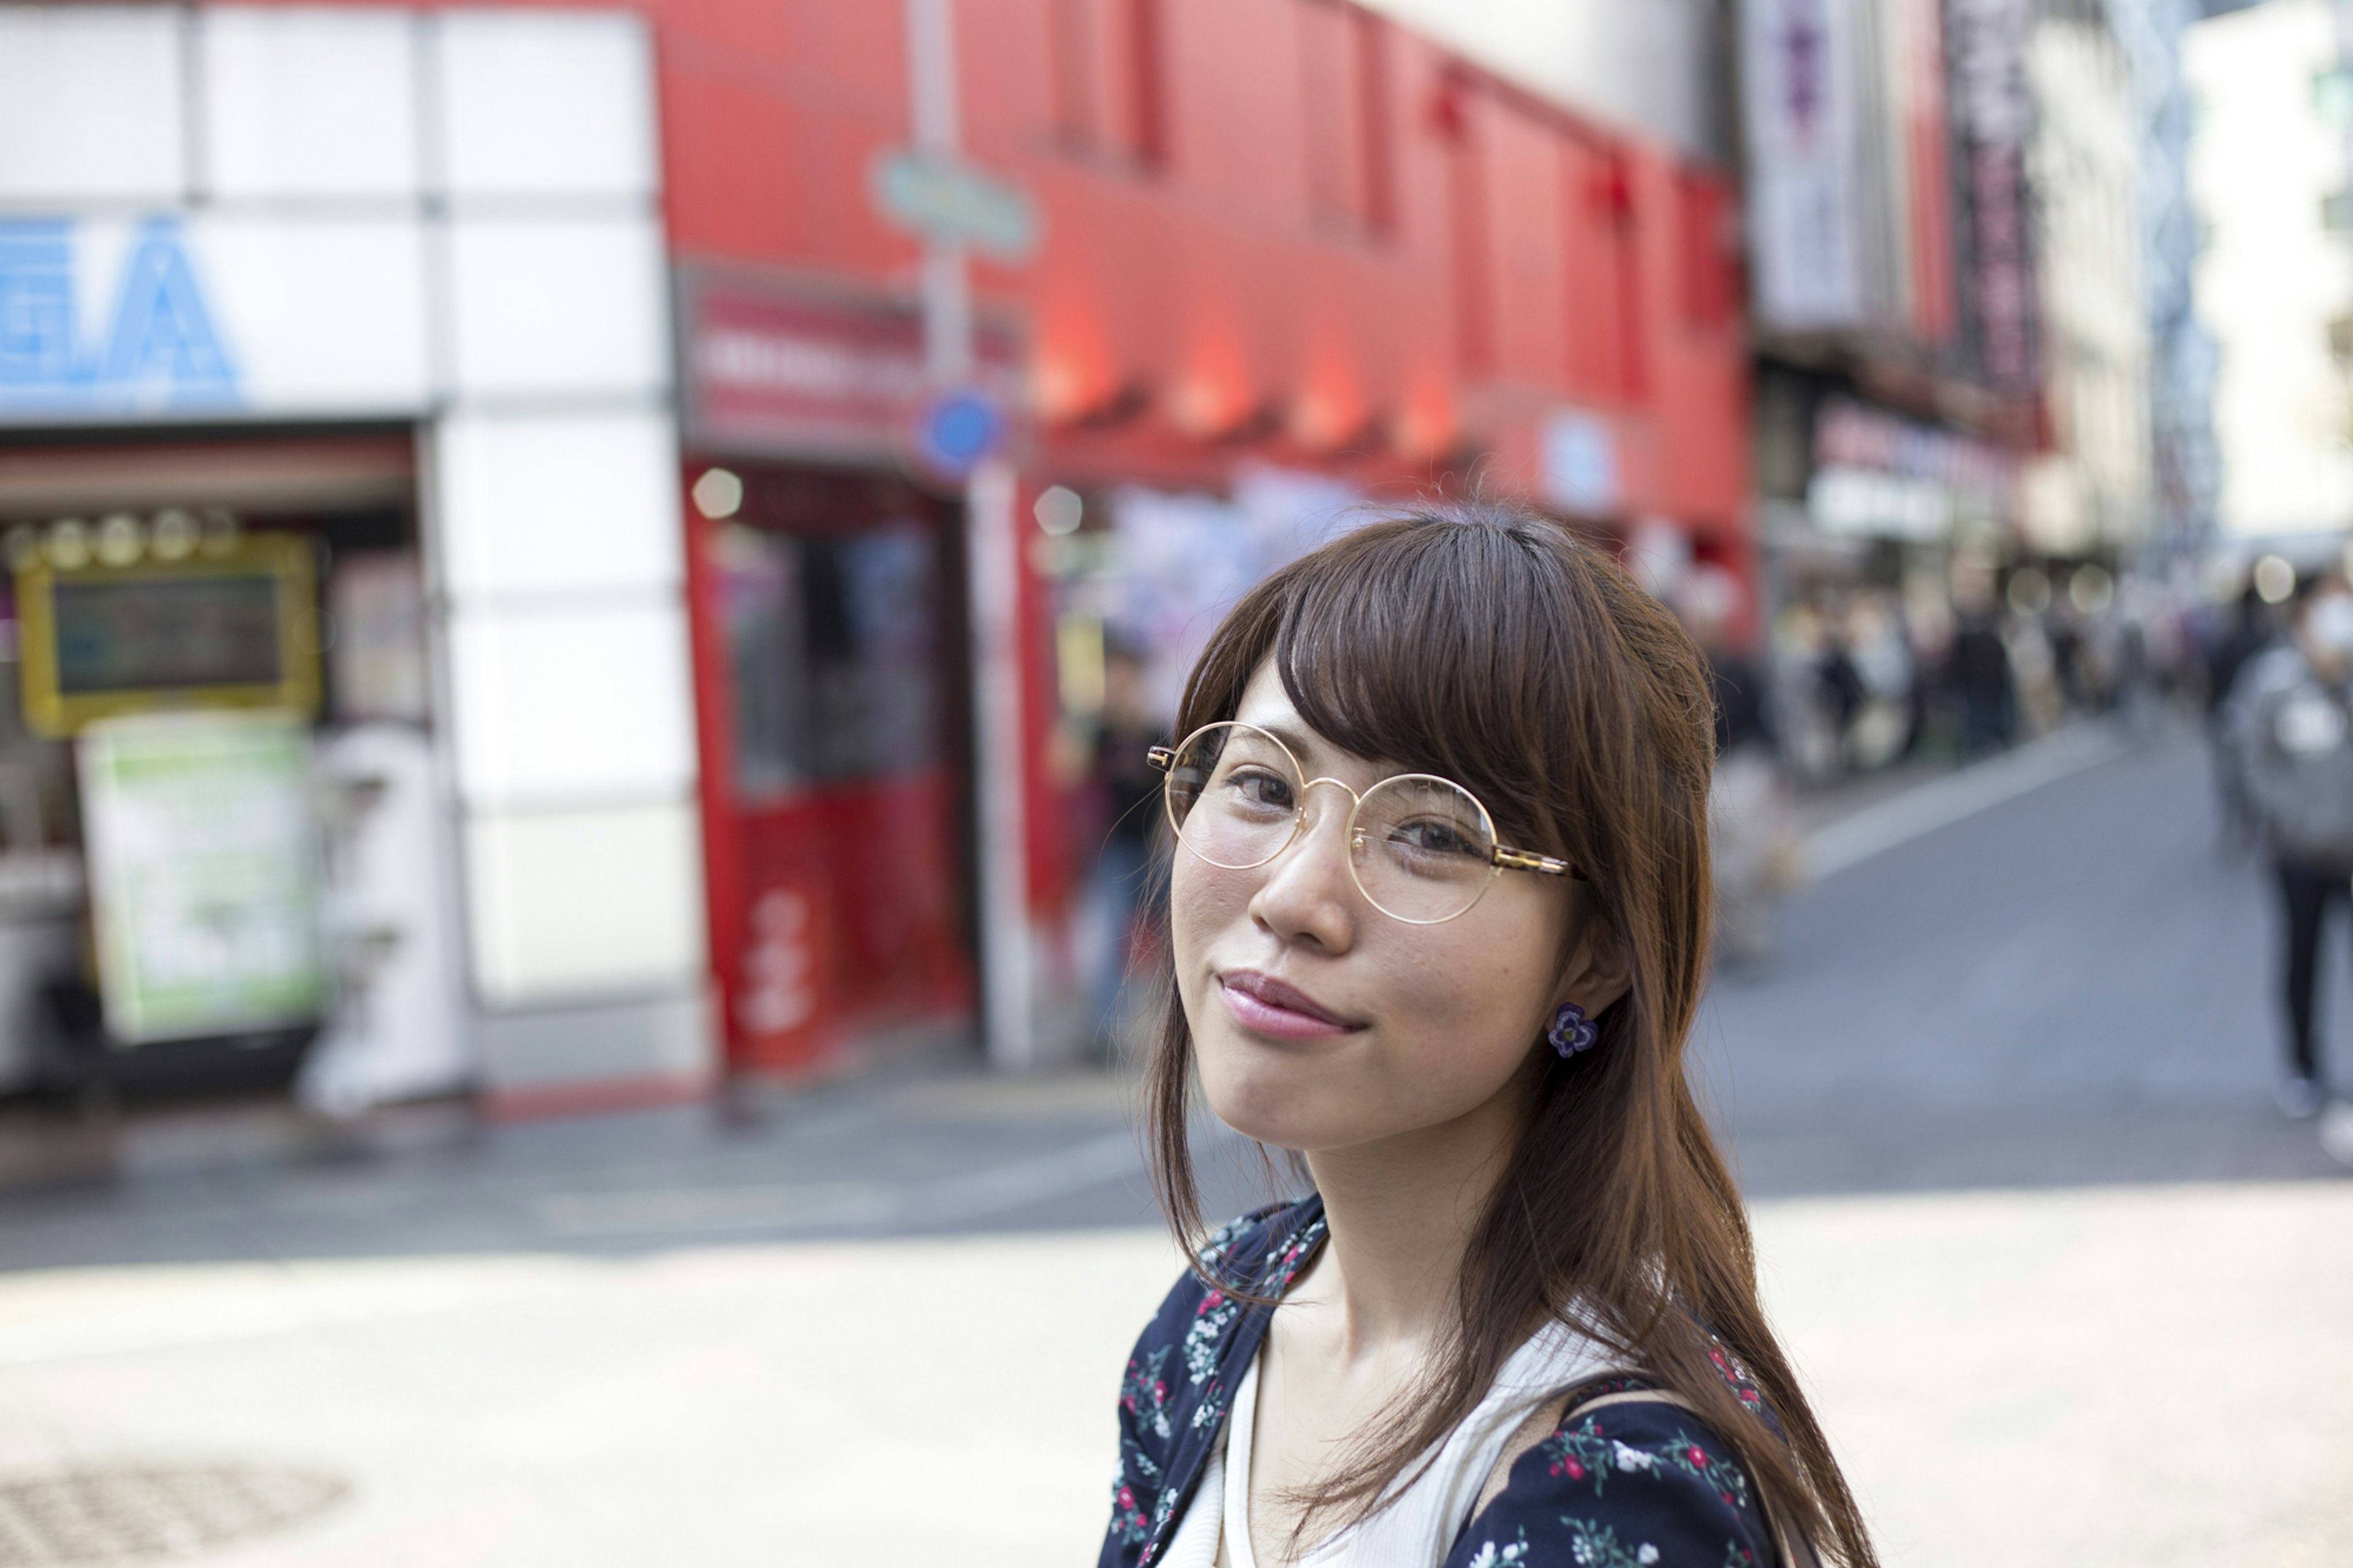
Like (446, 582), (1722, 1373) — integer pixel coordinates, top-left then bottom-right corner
(1292, 1067), (1533, 1358)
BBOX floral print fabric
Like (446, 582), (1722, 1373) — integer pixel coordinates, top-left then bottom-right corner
(1099, 1196), (1784, 1568)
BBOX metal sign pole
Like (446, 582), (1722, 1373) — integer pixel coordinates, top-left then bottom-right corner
(904, 0), (1031, 1069)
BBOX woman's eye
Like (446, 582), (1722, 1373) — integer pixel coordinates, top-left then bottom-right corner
(1392, 819), (1480, 858)
(1225, 768), (1295, 811)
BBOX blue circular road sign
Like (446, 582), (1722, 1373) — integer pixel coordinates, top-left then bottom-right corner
(908, 387), (1007, 482)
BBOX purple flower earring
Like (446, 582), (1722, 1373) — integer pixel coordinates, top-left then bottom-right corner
(1547, 1001), (1599, 1058)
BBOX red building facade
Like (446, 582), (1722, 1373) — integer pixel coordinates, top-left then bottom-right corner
(647, 0), (1752, 1074)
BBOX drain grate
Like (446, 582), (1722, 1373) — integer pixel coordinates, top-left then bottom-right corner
(0, 1464), (347, 1565)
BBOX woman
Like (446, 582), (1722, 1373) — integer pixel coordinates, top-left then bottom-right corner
(1101, 504), (1876, 1568)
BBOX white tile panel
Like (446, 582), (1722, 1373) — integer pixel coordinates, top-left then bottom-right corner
(463, 800), (707, 1006)
(0, 7), (185, 203)
(434, 411), (683, 600)
(433, 12), (658, 199)
(445, 217), (671, 399)
(445, 600), (697, 809)
(199, 9), (420, 201)
(195, 216), (432, 412)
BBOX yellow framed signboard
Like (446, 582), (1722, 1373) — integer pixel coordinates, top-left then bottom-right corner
(15, 534), (322, 738)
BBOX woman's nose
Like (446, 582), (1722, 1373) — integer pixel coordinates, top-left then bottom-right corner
(1249, 779), (1360, 947)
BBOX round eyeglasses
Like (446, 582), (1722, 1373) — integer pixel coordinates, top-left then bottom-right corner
(1146, 721), (1574, 925)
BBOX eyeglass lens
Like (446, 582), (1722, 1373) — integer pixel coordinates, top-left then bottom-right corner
(1162, 722), (1500, 923)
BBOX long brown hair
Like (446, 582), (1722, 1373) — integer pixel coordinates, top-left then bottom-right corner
(1141, 500), (1876, 1566)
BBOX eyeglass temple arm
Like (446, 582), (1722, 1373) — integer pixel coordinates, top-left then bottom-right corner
(1493, 846), (1577, 879)
(1146, 746), (1175, 771)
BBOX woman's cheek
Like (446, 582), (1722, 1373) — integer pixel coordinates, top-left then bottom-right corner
(1388, 931), (1547, 1077)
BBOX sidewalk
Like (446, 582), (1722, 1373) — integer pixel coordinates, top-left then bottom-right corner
(0, 1180), (2340, 1567)
(0, 1052), (1192, 1271)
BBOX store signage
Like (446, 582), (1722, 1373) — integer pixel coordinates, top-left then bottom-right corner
(1738, 0), (1864, 331)
(1808, 466), (1953, 542)
(0, 214), (430, 422)
(79, 711), (326, 1045)
(869, 150), (1040, 260)
(1947, 0), (2039, 398)
(1809, 397), (2018, 540)
(0, 219), (238, 414)
(681, 270), (1021, 460)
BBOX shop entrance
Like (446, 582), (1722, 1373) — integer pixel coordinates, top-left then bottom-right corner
(691, 463), (976, 1074)
(0, 428), (442, 1103)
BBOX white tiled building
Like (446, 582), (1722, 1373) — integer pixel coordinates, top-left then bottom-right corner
(0, 7), (708, 1108)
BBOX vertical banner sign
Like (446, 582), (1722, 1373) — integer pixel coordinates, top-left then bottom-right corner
(1947, 0), (2039, 398)
(80, 713), (325, 1043)
(1740, 0), (1865, 330)
(1898, 0), (1959, 344)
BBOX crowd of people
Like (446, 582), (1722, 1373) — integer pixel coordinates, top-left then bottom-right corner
(1766, 562), (2183, 789)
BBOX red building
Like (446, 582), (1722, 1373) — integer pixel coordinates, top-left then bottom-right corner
(654, 0), (1752, 1077)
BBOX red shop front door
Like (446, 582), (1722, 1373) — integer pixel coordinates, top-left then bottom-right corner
(694, 469), (974, 1074)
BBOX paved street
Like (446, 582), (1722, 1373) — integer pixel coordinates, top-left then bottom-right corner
(0, 724), (2345, 1565)
(1705, 725), (2351, 1193)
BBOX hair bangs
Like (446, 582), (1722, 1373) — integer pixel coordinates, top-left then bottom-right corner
(1271, 518), (1568, 849)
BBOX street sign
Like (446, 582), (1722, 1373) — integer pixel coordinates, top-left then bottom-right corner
(870, 150), (1040, 260)
(904, 385), (1007, 484)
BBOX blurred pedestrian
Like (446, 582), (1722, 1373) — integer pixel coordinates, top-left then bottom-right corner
(1949, 583), (2015, 756)
(1687, 575), (1792, 970)
(1079, 643), (1163, 1055)
(1102, 504), (1874, 1568)
(2224, 574), (2353, 1118)
(2205, 584), (2272, 845)
(1815, 621), (1867, 773)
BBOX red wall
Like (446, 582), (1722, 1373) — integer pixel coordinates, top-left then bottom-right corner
(649, 0), (1748, 523)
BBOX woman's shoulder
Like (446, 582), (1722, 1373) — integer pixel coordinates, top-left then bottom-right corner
(1449, 1377), (1783, 1568)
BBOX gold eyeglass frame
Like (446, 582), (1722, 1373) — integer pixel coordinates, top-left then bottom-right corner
(1145, 720), (1577, 926)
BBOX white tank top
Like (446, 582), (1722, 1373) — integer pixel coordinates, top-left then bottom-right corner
(1159, 1316), (1620, 1568)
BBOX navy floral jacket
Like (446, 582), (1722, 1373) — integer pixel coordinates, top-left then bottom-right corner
(1101, 1197), (1786, 1568)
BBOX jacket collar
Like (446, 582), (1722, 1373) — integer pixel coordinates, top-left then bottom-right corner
(1140, 1194), (1328, 1564)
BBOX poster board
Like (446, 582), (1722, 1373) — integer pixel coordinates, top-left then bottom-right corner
(78, 711), (325, 1043)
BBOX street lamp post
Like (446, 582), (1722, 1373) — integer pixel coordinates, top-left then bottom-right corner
(902, 0), (1033, 1071)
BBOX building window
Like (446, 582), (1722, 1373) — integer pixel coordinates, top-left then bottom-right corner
(1050, 0), (1166, 168)
(1298, 0), (1393, 234)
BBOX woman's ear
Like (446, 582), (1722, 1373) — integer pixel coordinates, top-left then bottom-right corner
(1555, 914), (1633, 1018)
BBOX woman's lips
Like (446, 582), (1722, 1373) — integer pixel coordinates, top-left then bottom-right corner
(1217, 971), (1363, 1041)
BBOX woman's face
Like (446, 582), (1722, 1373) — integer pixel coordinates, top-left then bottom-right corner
(1171, 658), (1601, 1155)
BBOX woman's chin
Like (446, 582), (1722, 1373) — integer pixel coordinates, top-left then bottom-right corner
(1197, 1053), (1380, 1153)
